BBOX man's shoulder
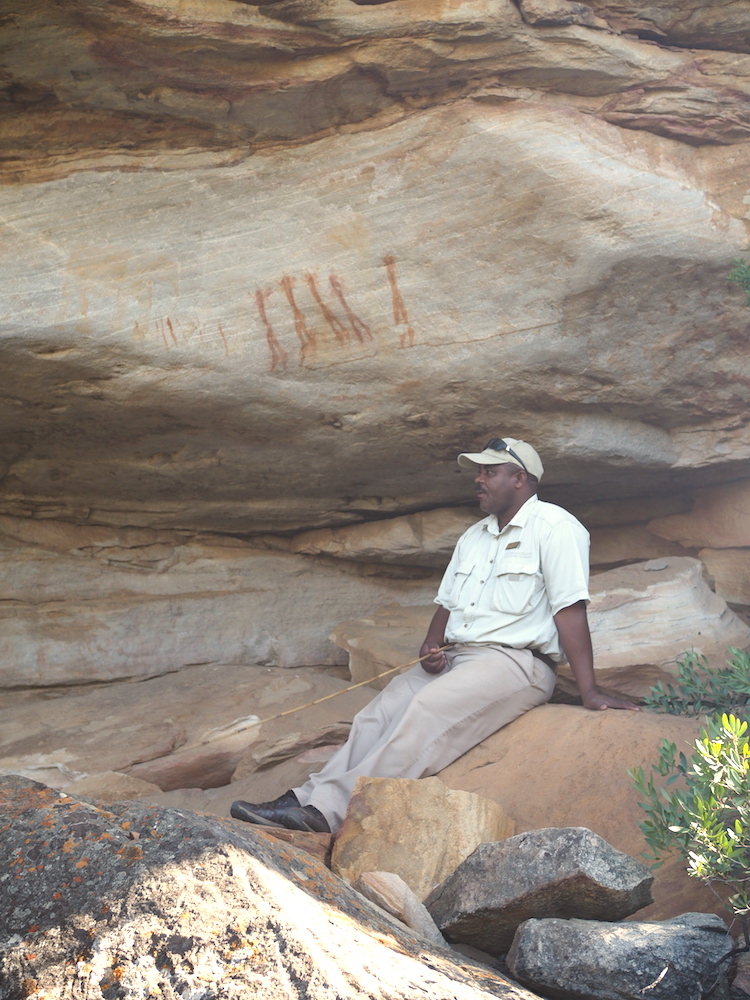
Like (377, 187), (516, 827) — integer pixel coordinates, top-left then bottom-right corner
(526, 499), (587, 533)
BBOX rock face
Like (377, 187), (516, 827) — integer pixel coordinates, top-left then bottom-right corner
(3, 0), (750, 687)
(437, 703), (727, 922)
(506, 913), (733, 1000)
(331, 776), (515, 900)
(0, 775), (539, 1000)
(0, 516), (439, 686)
(425, 827), (654, 954)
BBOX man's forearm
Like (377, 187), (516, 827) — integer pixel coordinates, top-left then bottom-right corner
(419, 605), (450, 674)
(425, 605), (450, 645)
(553, 601), (596, 699)
(553, 601), (639, 711)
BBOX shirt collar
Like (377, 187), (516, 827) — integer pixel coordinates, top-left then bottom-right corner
(484, 494), (539, 536)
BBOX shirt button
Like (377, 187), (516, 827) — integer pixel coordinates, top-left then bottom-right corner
(480, 580), (485, 584)
(470, 602), (475, 606)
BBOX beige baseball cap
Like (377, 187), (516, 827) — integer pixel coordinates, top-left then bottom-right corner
(457, 437), (544, 480)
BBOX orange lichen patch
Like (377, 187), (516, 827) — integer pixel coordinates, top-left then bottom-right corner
(120, 822), (131, 831)
(115, 844), (144, 864)
(53, 892), (62, 900)
(72, 876), (82, 883)
(75, 857), (89, 869)
(62, 840), (77, 853)
(27, 926), (39, 933)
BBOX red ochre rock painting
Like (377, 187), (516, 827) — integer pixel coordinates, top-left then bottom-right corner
(133, 256), (414, 371)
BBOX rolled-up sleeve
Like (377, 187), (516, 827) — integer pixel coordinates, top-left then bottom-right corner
(540, 519), (590, 615)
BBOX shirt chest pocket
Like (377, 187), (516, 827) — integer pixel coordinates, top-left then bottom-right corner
(492, 557), (540, 616)
(446, 561), (475, 610)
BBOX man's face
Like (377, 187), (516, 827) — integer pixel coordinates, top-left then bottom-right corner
(474, 462), (525, 517)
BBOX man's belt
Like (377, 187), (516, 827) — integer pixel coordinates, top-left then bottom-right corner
(527, 648), (557, 672)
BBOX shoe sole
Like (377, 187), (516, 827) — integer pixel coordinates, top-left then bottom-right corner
(230, 805), (286, 828)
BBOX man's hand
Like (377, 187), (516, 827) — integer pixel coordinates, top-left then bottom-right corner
(581, 689), (639, 712)
(419, 641), (447, 674)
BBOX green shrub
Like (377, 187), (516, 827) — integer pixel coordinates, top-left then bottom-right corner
(728, 257), (750, 306)
(644, 647), (750, 718)
(629, 713), (750, 942)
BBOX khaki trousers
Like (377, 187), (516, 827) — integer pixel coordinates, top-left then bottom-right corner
(293, 644), (556, 832)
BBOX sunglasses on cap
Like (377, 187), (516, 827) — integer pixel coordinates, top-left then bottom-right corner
(483, 438), (528, 474)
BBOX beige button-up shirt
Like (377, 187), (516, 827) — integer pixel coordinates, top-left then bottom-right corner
(435, 495), (590, 662)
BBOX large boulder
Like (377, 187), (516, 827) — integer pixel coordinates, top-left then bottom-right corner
(437, 703), (728, 922)
(0, 775), (540, 1000)
(425, 827), (654, 953)
(586, 557), (750, 669)
(331, 776), (515, 900)
(506, 913), (733, 1000)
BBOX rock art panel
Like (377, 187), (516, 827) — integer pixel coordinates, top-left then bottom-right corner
(1, 100), (749, 535)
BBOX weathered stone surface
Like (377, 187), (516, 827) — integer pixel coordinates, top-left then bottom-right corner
(0, 516), (438, 686)
(518, 0), (609, 30)
(506, 913), (733, 1000)
(589, 524), (688, 567)
(331, 776), (515, 901)
(0, 663), (374, 792)
(355, 870), (446, 945)
(586, 558), (750, 669)
(331, 603), (436, 687)
(63, 771), (162, 802)
(232, 723), (352, 779)
(438, 703), (727, 922)
(650, 482), (750, 550)
(425, 827), (654, 954)
(291, 508), (481, 567)
(0, 776), (540, 1000)
(700, 548), (750, 606)
(584, 0), (750, 53)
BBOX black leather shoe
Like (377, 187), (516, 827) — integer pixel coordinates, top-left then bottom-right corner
(281, 805), (331, 834)
(230, 790), (300, 826)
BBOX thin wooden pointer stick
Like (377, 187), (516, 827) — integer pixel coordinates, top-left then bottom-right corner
(184, 644), (453, 750)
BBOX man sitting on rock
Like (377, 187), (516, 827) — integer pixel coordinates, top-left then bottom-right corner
(231, 437), (638, 834)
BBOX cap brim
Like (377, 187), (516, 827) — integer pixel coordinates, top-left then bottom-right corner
(457, 451), (518, 471)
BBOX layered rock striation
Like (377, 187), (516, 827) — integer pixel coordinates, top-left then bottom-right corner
(1, 0), (749, 678)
